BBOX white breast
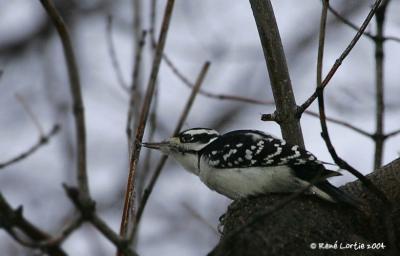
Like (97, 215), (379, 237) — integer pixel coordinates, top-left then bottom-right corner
(199, 159), (303, 199)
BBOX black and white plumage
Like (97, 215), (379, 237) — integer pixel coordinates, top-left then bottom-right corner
(143, 128), (356, 206)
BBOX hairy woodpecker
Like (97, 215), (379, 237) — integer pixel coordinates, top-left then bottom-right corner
(143, 128), (356, 205)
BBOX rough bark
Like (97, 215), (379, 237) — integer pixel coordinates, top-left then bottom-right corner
(209, 158), (400, 256)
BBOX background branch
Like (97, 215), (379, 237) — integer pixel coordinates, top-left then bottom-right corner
(298, 0), (384, 115)
(39, 0), (90, 198)
(0, 124), (60, 169)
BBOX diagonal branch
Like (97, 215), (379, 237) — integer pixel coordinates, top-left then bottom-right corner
(131, 61), (210, 242)
(328, 4), (400, 43)
(0, 125), (60, 169)
(118, 0), (176, 243)
(298, 0), (384, 116)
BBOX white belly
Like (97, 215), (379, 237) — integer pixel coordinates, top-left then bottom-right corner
(199, 165), (304, 199)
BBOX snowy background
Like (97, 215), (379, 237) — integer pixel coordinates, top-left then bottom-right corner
(0, 0), (399, 255)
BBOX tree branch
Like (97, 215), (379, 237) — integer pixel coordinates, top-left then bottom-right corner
(298, 0), (384, 116)
(328, 3), (400, 43)
(0, 124), (60, 169)
(250, 0), (304, 148)
(118, 0), (176, 243)
(106, 15), (130, 92)
(39, 0), (90, 198)
(373, 0), (390, 169)
(131, 61), (210, 242)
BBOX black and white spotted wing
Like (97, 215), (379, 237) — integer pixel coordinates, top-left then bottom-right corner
(200, 130), (337, 179)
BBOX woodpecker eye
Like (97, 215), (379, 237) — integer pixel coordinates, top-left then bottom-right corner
(179, 134), (193, 143)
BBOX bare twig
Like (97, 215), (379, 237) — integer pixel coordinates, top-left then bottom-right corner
(126, 30), (147, 145)
(137, 0), (158, 203)
(373, 0), (390, 169)
(119, 0), (176, 243)
(317, 0), (328, 89)
(328, 4), (400, 43)
(0, 125), (60, 169)
(15, 94), (45, 136)
(385, 128), (400, 138)
(160, 44), (372, 138)
(296, 110), (372, 138)
(106, 16), (129, 92)
(131, 61), (211, 242)
(316, 87), (398, 254)
(298, 0), (384, 116)
(39, 0), (90, 198)
(250, 0), (304, 147)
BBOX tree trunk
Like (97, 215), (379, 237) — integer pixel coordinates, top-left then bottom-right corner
(209, 158), (400, 256)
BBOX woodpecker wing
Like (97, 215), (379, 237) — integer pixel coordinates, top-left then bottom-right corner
(200, 130), (338, 180)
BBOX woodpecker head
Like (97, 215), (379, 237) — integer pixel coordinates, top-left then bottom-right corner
(142, 128), (220, 175)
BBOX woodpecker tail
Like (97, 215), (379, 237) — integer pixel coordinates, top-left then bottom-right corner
(315, 181), (360, 209)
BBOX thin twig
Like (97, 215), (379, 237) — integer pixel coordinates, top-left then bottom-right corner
(118, 0), (176, 243)
(137, 0), (158, 204)
(299, 110), (372, 138)
(317, 0), (328, 89)
(385, 128), (400, 138)
(131, 61), (211, 242)
(126, 30), (147, 145)
(373, 0), (390, 169)
(39, 0), (90, 198)
(317, 87), (399, 254)
(15, 93), (45, 136)
(0, 125), (60, 169)
(106, 15), (130, 92)
(328, 4), (400, 43)
(298, 0), (384, 116)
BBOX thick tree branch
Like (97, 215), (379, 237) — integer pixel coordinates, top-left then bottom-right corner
(250, 0), (304, 148)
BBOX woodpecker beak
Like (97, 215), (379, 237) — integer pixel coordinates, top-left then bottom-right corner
(142, 141), (169, 150)
(142, 141), (171, 154)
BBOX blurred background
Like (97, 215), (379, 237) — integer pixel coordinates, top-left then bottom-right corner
(0, 0), (399, 255)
